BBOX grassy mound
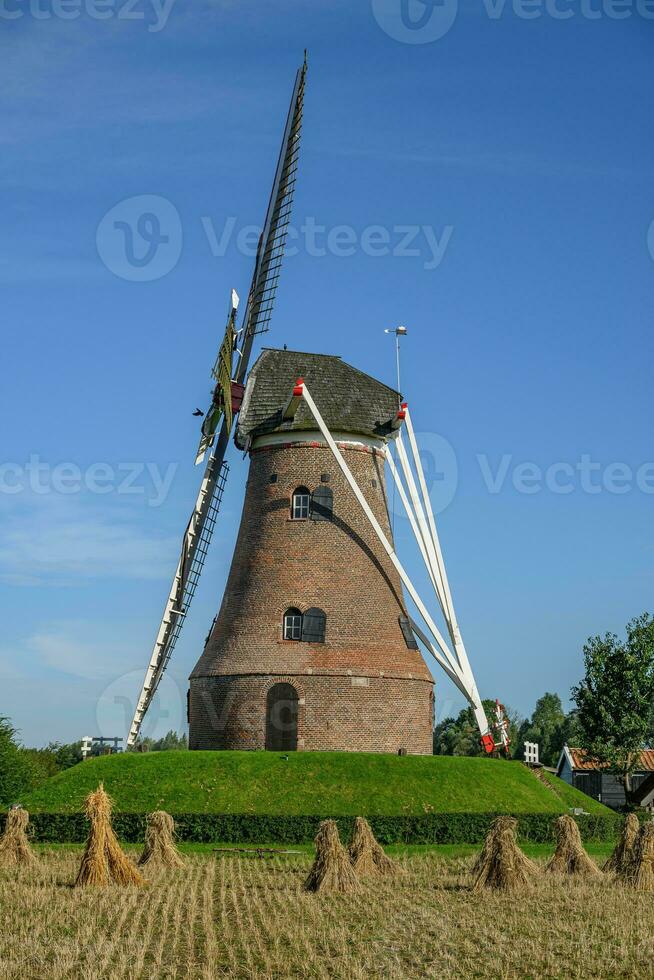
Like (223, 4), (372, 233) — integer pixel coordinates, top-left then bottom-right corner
(22, 752), (609, 816)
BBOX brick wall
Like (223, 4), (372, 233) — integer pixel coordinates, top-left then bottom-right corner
(189, 439), (434, 755)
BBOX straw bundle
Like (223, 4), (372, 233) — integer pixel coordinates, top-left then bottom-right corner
(630, 823), (654, 892)
(138, 811), (184, 869)
(75, 784), (144, 887)
(304, 819), (360, 894)
(603, 813), (639, 876)
(545, 815), (601, 877)
(472, 816), (537, 892)
(348, 817), (398, 877)
(0, 807), (35, 867)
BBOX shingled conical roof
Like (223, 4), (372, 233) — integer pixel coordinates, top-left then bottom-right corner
(235, 349), (401, 449)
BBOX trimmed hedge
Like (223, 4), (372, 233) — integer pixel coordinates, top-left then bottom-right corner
(26, 811), (621, 845)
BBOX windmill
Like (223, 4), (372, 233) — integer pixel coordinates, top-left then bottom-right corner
(127, 56), (308, 748)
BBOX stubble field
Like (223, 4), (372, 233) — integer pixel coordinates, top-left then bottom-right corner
(0, 846), (651, 979)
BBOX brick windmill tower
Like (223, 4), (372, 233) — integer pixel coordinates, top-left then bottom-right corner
(188, 349), (435, 754)
(129, 58), (505, 757)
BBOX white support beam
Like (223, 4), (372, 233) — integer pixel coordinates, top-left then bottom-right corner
(299, 381), (473, 703)
(403, 407), (479, 694)
(395, 433), (452, 630)
(384, 447), (460, 677)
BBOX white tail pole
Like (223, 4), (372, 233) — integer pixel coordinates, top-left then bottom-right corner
(408, 617), (474, 701)
(385, 446), (442, 611)
(300, 383), (459, 673)
(395, 433), (452, 628)
(403, 407), (478, 691)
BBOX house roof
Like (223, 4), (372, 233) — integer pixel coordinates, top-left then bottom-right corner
(562, 746), (654, 773)
(235, 349), (401, 450)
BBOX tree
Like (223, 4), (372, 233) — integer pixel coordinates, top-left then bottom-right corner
(0, 717), (35, 805)
(133, 730), (188, 753)
(434, 699), (522, 756)
(516, 693), (566, 767)
(571, 613), (654, 803)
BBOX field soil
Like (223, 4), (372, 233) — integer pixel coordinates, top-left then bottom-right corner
(0, 845), (650, 979)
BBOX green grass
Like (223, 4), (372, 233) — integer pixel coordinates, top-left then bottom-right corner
(22, 751), (609, 816)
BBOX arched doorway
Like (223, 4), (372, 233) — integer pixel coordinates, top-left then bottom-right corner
(265, 682), (299, 751)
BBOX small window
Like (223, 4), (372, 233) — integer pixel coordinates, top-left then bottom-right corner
(399, 616), (419, 650)
(291, 487), (310, 520)
(302, 607), (326, 643)
(283, 608), (303, 641)
(311, 485), (333, 522)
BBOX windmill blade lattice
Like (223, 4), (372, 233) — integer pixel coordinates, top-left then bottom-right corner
(127, 57), (308, 747)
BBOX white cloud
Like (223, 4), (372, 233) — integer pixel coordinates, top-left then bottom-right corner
(0, 509), (177, 586)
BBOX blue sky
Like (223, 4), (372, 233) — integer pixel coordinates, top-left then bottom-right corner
(1, 1), (653, 747)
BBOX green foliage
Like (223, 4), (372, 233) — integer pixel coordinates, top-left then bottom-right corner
(572, 613), (654, 796)
(132, 730), (188, 753)
(0, 717), (35, 805)
(433, 699), (522, 757)
(25, 810), (620, 845)
(516, 693), (568, 767)
(21, 750), (609, 816)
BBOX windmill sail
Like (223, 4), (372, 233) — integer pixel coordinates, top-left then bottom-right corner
(127, 57), (308, 748)
(195, 291), (240, 466)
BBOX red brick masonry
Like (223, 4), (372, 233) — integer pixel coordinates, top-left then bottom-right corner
(189, 441), (434, 754)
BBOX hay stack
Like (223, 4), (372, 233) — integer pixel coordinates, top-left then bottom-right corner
(304, 819), (360, 894)
(75, 784), (144, 887)
(604, 813), (639, 876)
(630, 822), (654, 892)
(138, 811), (184, 869)
(545, 815), (601, 877)
(348, 817), (398, 877)
(472, 816), (537, 892)
(0, 807), (36, 867)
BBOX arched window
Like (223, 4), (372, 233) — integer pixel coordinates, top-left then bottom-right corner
(283, 607), (303, 641)
(311, 485), (333, 521)
(302, 607), (326, 643)
(291, 486), (311, 520)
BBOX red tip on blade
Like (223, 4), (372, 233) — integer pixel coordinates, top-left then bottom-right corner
(292, 377), (304, 398)
(480, 734), (495, 755)
(401, 402), (408, 409)
(396, 410), (406, 421)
